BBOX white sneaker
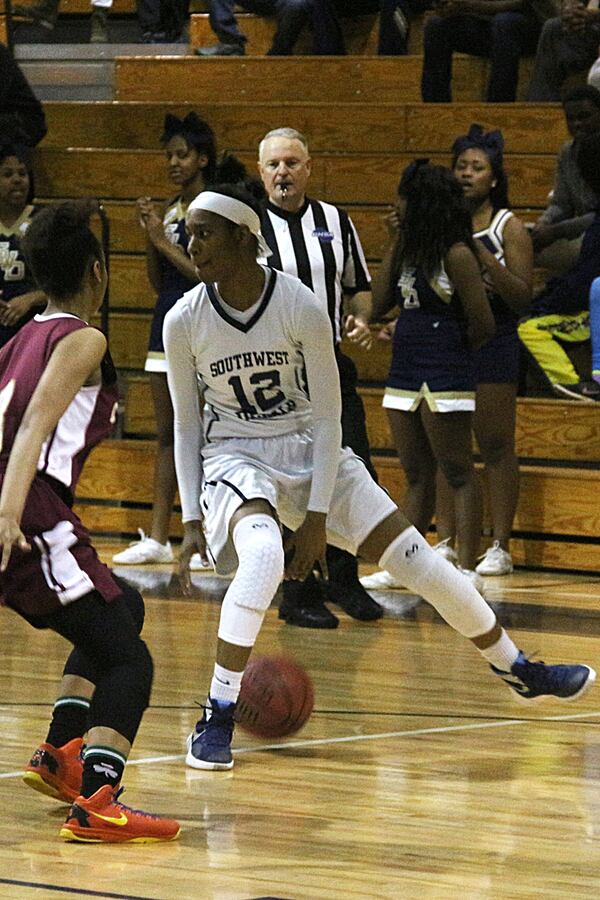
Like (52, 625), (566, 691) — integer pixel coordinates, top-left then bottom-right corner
(432, 538), (458, 564)
(112, 529), (174, 565)
(359, 569), (405, 590)
(458, 567), (485, 595)
(475, 541), (513, 576)
(189, 553), (213, 571)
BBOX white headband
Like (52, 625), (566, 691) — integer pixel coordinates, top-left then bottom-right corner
(187, 190), (272, 258)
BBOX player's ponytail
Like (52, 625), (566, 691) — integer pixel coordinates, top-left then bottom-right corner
(22, 200), (103, 300)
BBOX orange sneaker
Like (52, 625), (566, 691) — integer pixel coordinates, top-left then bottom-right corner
(60, 785), (181, 843)
(23, 737), (83, 804)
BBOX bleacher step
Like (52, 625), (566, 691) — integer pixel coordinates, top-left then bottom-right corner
(14, 42), (189, 59)
(15, 42), (189, 101)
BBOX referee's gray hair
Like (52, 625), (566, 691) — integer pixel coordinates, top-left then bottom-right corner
(258, 127), (309, 159)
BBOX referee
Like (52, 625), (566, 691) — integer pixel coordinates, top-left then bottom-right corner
(258, 127), (383, 629)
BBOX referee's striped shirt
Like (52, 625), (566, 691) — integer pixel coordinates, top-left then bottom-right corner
(261, 197), (371, 344)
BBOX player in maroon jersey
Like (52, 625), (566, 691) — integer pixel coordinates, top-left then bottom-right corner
(0, 201), (179, 844)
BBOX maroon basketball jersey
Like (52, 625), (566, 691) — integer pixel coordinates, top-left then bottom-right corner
(0, 313), (118, 498)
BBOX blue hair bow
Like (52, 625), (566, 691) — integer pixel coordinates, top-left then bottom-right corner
(451, 123), (504, 162)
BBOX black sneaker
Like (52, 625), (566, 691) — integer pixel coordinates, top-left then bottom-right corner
(491, 651), (596, 702)
(278, 577), (338, 629)
(552, 381), (600, 402)
(195, 43), (245, 57)
(325, 580), (384, 621)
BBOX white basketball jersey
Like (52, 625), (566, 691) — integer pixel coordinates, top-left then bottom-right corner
(166, 267), (334, 444)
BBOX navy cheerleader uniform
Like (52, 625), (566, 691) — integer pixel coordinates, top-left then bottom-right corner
(383, 263), (476, 413)
(473, 208), (520, 384)
(0, 203), (40, 348)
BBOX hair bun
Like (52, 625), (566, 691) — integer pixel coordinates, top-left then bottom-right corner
(49, 199), (97, 243)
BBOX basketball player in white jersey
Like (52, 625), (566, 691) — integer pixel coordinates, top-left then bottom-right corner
(164, 184), (596, 772)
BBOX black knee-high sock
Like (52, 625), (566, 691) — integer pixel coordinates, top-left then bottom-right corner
(46, 696), (91, 748)
(80, 746), (126, 798)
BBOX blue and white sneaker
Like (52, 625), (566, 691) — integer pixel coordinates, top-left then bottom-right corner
(491, 651), (596, 703)
(185, 697), (236, 770)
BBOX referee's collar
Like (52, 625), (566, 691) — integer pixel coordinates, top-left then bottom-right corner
(264, 196), (311, 220)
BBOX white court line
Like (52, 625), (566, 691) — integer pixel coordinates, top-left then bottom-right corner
(3, 708), (600, 779)
(484, 588), (600, 599)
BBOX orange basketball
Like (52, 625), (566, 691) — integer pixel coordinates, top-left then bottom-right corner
(236, 655), (314, 739)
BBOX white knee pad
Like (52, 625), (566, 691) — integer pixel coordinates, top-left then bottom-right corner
(230, 514), (284, 612)
(380, 526), (496, 639)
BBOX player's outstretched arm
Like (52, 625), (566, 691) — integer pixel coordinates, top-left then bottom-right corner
(0, 327), (106, 570)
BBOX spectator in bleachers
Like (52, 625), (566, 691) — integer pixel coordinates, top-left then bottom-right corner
(527, 0), (600, 100)
(113, 113), (213, 568)
(530, 86), (600, 276)
(14, 0), (112, 42)
(0, 44), (47, 147)
(0, 144), (45, 349)
(518, 130), (600, 401)
(421, 0), (544, 102)
(327, 0), (433, 55)
(195, 0), (342, 56)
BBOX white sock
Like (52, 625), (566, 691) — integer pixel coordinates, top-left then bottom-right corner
(210, 663), (243, 705)
(480, 630), (520, 671)
(380, 526), (497, 638)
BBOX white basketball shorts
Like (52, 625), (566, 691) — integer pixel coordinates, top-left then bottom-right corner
(200, 429), (396, 575)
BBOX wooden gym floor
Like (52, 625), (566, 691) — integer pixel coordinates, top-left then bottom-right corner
(1, 544), (600, 899)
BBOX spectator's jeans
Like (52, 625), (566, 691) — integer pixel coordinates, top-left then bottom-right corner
(422, 12), (540, 102)
(209, 0), (343, 53)
(527, 17), (599, 101)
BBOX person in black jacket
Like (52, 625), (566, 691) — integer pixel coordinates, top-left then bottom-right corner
(0, 44), (46, 148)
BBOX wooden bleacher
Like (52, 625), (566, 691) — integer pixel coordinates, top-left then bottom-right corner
(25, 35), (599, 572)
(42, 101), (567, 153)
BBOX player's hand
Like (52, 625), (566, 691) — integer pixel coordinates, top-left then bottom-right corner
(0, 516), (30, 572)
(284, 512), (328, 582)
(345, 315), (373, 350)
(178, 520), (206, 596)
